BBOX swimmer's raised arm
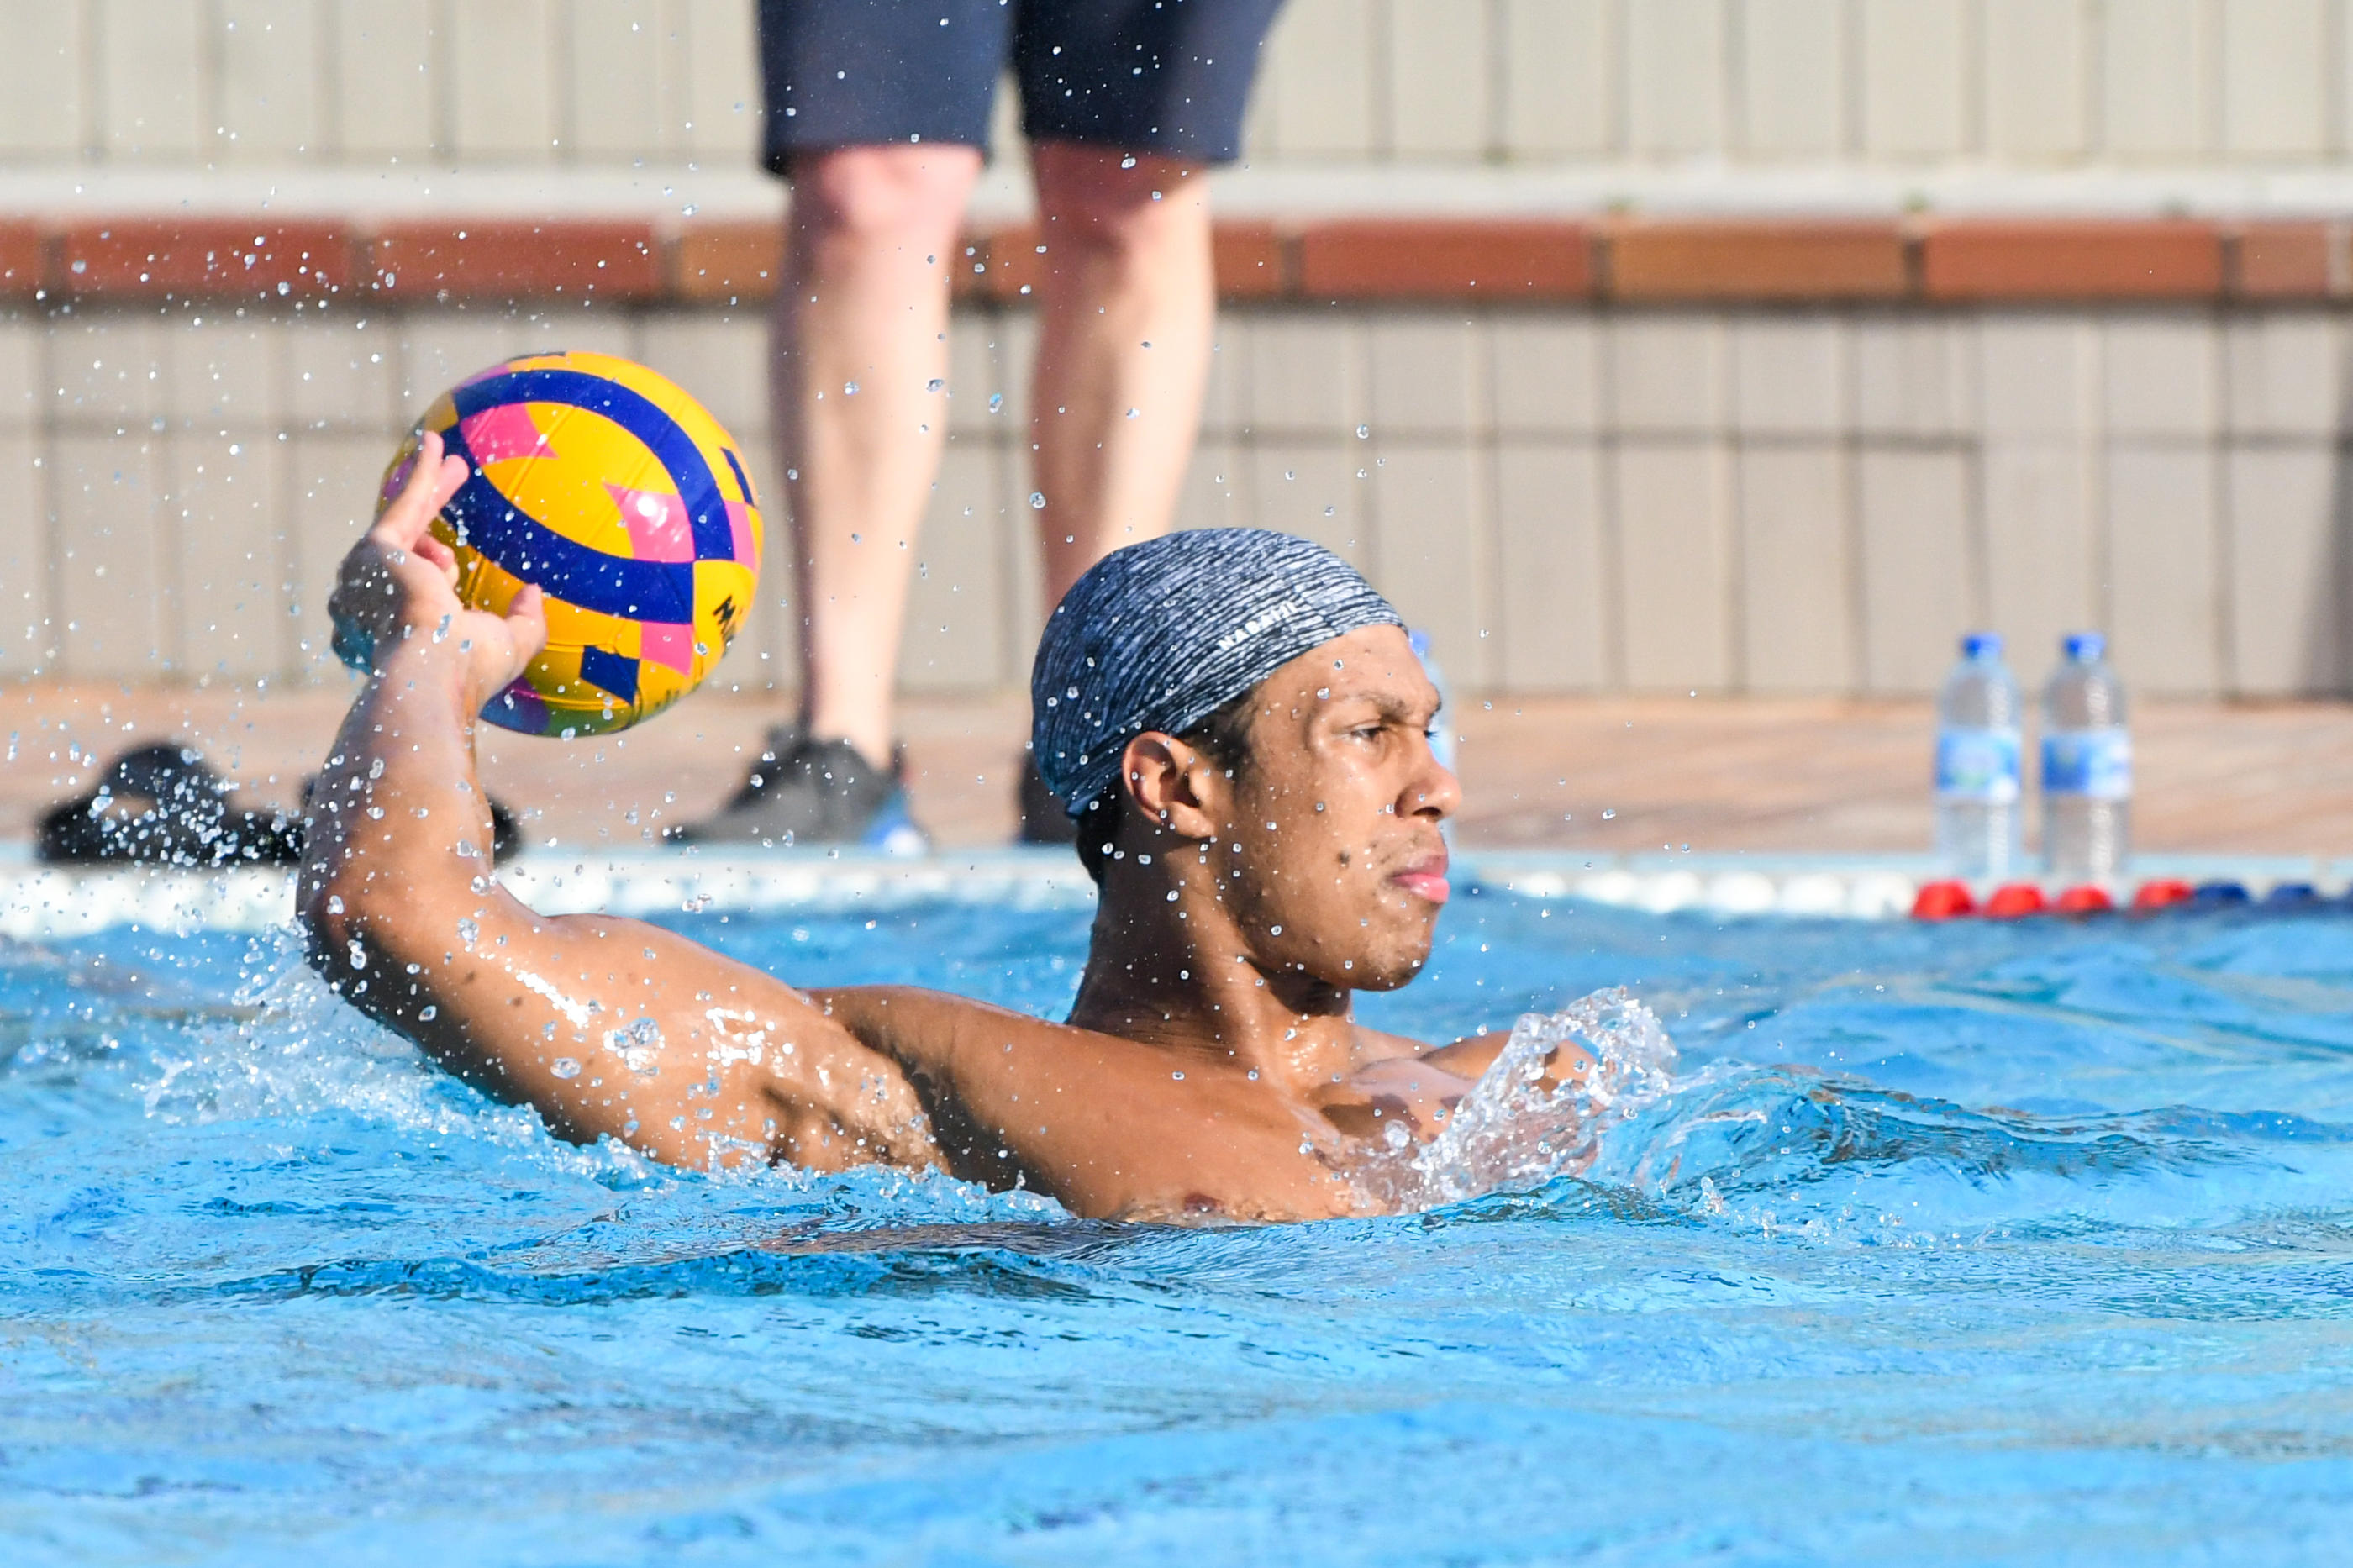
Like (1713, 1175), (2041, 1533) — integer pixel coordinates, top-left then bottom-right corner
(297, 434), (940, 1174)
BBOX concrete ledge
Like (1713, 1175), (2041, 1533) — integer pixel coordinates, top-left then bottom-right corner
(4, 213), (2349, 307)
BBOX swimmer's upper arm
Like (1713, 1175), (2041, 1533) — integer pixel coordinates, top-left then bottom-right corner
(316, 880), (941, 1174)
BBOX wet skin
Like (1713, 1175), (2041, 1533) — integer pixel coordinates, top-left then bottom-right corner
(301, 435), (1590, 1222)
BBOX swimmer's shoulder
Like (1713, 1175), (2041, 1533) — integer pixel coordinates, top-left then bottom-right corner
(804, 983), (1101, 1077)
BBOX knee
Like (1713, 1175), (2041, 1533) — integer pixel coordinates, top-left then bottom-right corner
(787, 145), (978, 245)
(1034, 145), (1205, 255)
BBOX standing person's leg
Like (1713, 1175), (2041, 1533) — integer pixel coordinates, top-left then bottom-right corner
(776, 145), (980, 770)
(1010, 0), (1287, 839)
(687, 0), (1008, 848)
(1027, 147), (1215, 613)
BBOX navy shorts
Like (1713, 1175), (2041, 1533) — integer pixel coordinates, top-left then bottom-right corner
(757, 0), (1284, 171)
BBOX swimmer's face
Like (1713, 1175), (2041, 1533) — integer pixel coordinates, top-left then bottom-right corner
(1207, 625), (1458, 991)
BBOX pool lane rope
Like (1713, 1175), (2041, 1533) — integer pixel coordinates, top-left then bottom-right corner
(0, 858), (2339, 940)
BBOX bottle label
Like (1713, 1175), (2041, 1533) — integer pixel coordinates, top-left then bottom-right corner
(2042, 729), (2132, 800)
(1935, 727), (2021, 803)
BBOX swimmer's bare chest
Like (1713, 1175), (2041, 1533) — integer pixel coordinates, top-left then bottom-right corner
(811, 987), (1501, 1223)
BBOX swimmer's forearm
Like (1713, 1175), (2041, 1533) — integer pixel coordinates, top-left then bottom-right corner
(295, 648), (945, 1176)
(298, 644), (502, 997)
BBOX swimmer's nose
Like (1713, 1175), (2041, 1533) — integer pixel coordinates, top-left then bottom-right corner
(1404, 740), (1461, 824)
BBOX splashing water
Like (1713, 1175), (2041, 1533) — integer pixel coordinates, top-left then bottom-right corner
(1352, 988), (1677, 1209)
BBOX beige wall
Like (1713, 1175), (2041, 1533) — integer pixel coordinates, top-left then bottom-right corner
(14, 1), (2353, 172)
(3, 297), (2345, 701)
(4, 2), (2349, 702)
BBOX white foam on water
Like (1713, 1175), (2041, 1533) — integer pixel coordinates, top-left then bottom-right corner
(1350, 987), (1678, 1211)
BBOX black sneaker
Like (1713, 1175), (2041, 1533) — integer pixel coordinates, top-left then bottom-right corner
(676, 724), (927, 852)
(1016, 754), (1077, 845)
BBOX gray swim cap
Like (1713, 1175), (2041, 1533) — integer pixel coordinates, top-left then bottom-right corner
(1030, 529), (1403, 817)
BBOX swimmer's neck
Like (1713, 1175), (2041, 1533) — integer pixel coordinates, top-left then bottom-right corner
(1066, 845), (1359, 1092)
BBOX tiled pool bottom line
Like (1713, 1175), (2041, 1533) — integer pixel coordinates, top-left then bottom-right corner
(0, 849), (2344, 940)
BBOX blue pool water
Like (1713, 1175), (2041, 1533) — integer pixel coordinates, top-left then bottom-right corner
(7, 886), (2353, 1564)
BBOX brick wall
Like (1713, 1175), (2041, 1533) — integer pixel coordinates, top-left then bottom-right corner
(3, 294), (2346, 701)
(5, 1), (2353, 703)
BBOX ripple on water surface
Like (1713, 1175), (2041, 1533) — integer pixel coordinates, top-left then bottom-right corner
(6, 898), (2353, 1565)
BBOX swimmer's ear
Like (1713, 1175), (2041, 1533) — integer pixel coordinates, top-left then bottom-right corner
(1120, 732), (1223, 842)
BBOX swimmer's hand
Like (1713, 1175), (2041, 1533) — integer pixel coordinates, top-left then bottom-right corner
(328, 429), (546, 710)
(1421, 1030), (1598, 1092)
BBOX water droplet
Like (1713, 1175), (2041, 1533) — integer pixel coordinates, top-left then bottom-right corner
(926, 378), (945, 392)
(455, 918), (480, 945)
(843, 381), (859, 396)
(1601, 808), (1616, 819)
(1355, 424), (1370, 439)
(1323, 505), (1335, 516)
(1121, 154), (1138, 168)
(552, 1057), (582, 1079)
(1029, 492), (1046, 509)
(987, 392), (1003, 413)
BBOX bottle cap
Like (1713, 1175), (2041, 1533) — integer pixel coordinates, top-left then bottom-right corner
(2062, 631), (2106, 661)
(1961, 632), (2003, 659)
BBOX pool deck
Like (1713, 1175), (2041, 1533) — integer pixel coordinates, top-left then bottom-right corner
(3, 679), (2350, 860)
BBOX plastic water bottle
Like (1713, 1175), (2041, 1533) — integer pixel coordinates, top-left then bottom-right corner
(1933, 633), (2023, 880)
(2040, 632), (2130, 884)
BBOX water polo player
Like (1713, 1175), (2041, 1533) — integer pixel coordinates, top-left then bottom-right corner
(299, 434), (1592, 1221)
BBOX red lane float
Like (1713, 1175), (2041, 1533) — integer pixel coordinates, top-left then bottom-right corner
(1910, 880), (1976, 920)
(1910, 880), (2153, 920)
(2131, 878), (2196, 911)
(1983, 883), (2047, 918)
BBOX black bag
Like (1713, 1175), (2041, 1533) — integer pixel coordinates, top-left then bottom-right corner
(37, 743), (304, 867)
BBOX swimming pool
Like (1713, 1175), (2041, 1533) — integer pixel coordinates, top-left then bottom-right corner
(6, 870), (2353, 1564)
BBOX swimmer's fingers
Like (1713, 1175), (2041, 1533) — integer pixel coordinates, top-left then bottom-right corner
(412, 532), (460, 585)
(503, 584), (549, 667)
(371, 430), (469, 553)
